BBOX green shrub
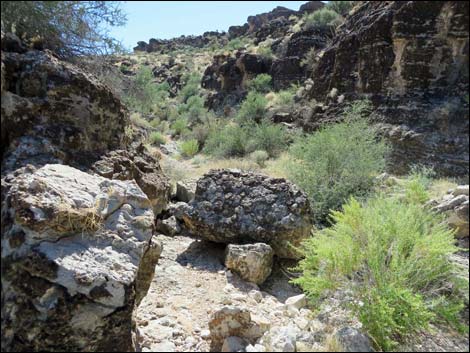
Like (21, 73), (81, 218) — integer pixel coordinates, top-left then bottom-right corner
(257, 44), (274, 59)
(286, 101), (388, 223)
(226, 37), (250, 51)
(274, 89), (295, 108)
(247, 121), (288, 158)
(293, 195), (465, 350)
(124, 67), (170, 114)
(304, 8), (340, 29)
(237, 91), (268, 125)
(148, 131), (167, 146)
(130, 112), (152, 129)
(326, 1), (354, 16)
(249, 150), (269, 167)
(178, 95), (206, 123)
(179, 73), (201, 102)
(171, 117), (190, 136)
(247, 74), (272, 93)
(204, 123), (249, 158)
(180, 139), (199, 158)
(186, 114), (221, 148)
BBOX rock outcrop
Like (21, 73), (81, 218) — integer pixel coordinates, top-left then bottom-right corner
(304, 1), (469, 177)
(1, 164), (160, 351)
(181, 169), (312, 259)
(1, 32), (128, 165)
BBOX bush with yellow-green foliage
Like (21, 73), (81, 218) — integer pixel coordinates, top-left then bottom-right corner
(148, 131), (167, 146)
(237, 91), (268, 124)
(246, 74), (272, 93)
(180, 139), (199, 158)
(285, 100), (389, 224)
(303, 7), (341, 29)
(293, 195), (467, 351)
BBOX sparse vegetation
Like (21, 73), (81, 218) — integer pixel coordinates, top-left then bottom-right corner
(149, 131), (167, 146)
(303, 8), (341, 29)
(236, 91), (268, 124)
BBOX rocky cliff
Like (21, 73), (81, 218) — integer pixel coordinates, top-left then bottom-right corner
(304, 1), (469, 176)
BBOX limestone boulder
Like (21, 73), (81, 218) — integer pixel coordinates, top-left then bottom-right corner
(225, 243), (274, 285)
(1, 164), (160, 351)
(181, 169), (312, 259)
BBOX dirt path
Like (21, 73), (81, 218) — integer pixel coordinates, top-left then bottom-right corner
(134, 234), (304, 352)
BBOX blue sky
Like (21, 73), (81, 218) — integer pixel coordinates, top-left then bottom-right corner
(109, 1), (310, 50)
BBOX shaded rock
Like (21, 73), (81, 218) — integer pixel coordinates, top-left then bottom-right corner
(222, 336), (248, 352)
(1, 164), (159, 351)
(156, 216), (182, 236)
(334, 327), (374, 352)
(181, 169), (312, 259)
(176, 179), (197, 203)
(299, 1), (325, 14)
(224, 243), (274, 285)
(270, 56), (305, 90)
(92, 144), (171, 215)
(1, 36), (128, 164)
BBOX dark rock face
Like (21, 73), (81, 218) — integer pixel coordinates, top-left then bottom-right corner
(270, 56), (305, 90)
(247, 6), (297, 34)
(299, 1), (325, 14)
(1, 34), (128, 166)
(181, 169), (312, 259)
(285, 27), (331, 57)
(133, 31), (227, 53)
(306, 1), (469, 176)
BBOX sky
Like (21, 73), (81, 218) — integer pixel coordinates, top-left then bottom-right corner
(109, 1), (310, 51)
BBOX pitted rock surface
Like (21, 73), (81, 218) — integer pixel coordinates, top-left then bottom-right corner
(92, 143), (171, 215)
(1, 164), (160, 351)
(181, 169), (312, 259)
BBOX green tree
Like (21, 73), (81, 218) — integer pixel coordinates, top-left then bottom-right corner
(1, 1), (126, 57)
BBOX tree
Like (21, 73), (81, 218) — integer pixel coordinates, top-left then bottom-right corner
(1, 1), (127, 57)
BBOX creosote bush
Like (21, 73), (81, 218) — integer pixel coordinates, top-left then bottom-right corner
(148, 131), (167, 146)
(303, 8), (341, 29)
(237, 91), (268, 124)
(180, 139), (199, 158)
(247, 74), (272, 93)
(293, 195), (467, 351)
(285, 100), (388, 224)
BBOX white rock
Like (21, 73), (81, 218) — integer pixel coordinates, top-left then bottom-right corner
(246, 344), (267, 352)
(285, 294), (307, 311)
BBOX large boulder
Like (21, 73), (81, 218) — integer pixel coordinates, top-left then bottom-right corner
(181, 169), (312, 259)
(224, 243), (274, 285)
(92, 144), (171, 215)
(1, 164), (160, 351)
(1, 34), (128, 163)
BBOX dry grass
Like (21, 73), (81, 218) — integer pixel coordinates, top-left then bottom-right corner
(428, 178), (458, 199)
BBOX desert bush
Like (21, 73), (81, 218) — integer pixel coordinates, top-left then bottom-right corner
(303, 8), (340, 29)
(148, 131), (167, 146)
(125, 67), (170, 114)
(293, 195), (466, 350)
(180, 139), (199, 158)
(285, 100), (388, 223)
(186, 113), (221, 148)
(247, 74), (272, 93)
(204, 123), (249, 158)
(179, 73), (201, 102)
(171, 117), (190, 136)
(178, 95), (206, 123)
(130, 112), (152, 129)
(249, 150), (269, 168)
(403, 165), (435, 205)
(326, 1), (354, 16)
(237, 91), (268, 124)
(257, 44), (274, 59)
(247, 121), (288, 158)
